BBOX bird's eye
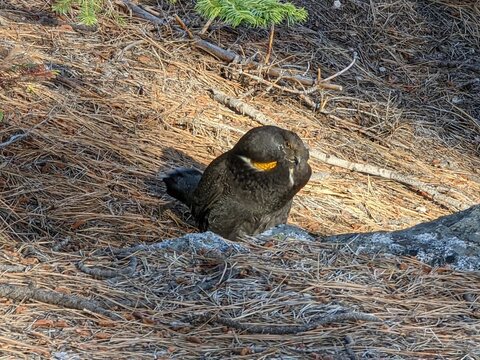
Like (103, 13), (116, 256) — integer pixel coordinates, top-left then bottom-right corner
(285, 141), (292, 149)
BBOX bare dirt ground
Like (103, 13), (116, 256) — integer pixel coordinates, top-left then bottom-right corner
(0, 0), (479, 358)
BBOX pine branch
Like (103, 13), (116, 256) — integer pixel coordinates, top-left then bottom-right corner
(195, 0), (307, 28)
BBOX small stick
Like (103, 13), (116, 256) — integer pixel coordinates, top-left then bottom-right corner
(309, 150), (468, 211)
(92, 231), (248, 259)
(0, 116), (51, 150)
(0, 133), (27, 149)
(0, 283), (121, 319)
(77, 256), (138, 279)
(264, 23), (275, 65)
(199, 17), (214, 35)
(320, 52), (357, 83)
(174, 14), (194, 39)
(300, 94), (319, 110)
(121, 0), (167, 27)
(241, 71), (342, 93)
(344, 335), (357, 360)
(194, 311), (381, 335)
(0, 264), (27, 273)
(52, 237), (72, 252)
(210, 88), (275, 126)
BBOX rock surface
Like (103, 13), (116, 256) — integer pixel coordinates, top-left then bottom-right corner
(325, 204), (480, 271)
(164, 205), (480, 271)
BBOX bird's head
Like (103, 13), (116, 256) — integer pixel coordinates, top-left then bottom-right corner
(231, 126), (311, 185)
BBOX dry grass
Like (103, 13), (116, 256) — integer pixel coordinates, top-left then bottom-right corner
(0, 0), (479, 358)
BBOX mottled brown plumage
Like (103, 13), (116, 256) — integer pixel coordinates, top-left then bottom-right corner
(163, 125), (311, 240)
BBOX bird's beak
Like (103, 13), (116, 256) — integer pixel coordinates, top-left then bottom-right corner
(287, 155), (300, 166)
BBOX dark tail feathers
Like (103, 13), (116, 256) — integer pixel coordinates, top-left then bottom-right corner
(162, 168), (203, 206)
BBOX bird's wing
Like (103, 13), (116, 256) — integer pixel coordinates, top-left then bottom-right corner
(190, 153), (229, 231)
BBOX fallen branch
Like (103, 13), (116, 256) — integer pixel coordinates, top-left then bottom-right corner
(309, 150), (467, 211)
(194, 39), (343, 91)
(0, 283), (121, 319)
(209, 89), (469, 211)
(77, 255), (138, 279)
(210, 89), (275, 126)
(121, 0), (168, 27)
(194, 311), (380, 335)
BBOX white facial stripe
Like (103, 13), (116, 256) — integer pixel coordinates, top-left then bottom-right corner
(289, 167), (294, 186)
(238, 155), (254, 168)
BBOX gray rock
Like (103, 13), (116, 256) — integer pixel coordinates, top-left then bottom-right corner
(258, 224), (315, 242)
(328, 204), (480, 271)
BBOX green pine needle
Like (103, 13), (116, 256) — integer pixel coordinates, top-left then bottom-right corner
(52, 0), (103, 25)
(52, 0), (75, 15)
(79, 0), (98, 25)
(52, 0), (307, 29)
(195, 0), (307, 28)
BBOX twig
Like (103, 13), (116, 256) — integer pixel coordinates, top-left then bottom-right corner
(121, 0), (168, 27)
(309, 150), (468, 210)
(320, 52), (357, 83)
(300, 94), (319, 110)
(241, 71), (340, 95)
(197, 17), (342, 90)
(344, 335), (357, 360)
(194, 39), (342, 90)
(199, 18), (214, 35)
(208, 90), (469, 211)
(174, 14), (194, 39)
(77, 256), (138, 279)
(0, 283), (121, 319)
(0, 133), (28, 149)
(194, 311), (380, 335)
(52, 237), (72, 252)
(265, 23), (275, 65)
(210, 88), (275, 126)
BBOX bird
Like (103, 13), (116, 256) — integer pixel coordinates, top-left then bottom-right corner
(163, 125), (312, 240)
